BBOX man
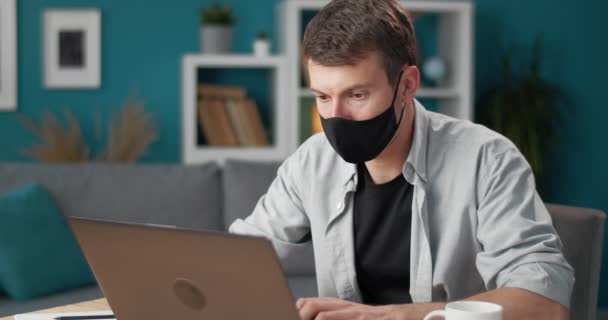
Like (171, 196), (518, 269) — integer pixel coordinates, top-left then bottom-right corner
(230, 0), (574, 319)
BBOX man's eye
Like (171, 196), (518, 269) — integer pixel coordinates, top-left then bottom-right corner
(351, 92), (366, 99)
(316, 95), (329, 102)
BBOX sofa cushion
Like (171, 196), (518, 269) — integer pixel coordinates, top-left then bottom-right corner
(286, 276), (318, 300)
(0, 183), (95, 300)
(0, 163), (223, 231)
(222, 159), (281, 229)
(223, 159), (316, 276)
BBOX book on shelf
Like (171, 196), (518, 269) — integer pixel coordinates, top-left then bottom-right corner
(198, 98), (238, 146)
(244, 99), (269, 145)
(196, 83), (270, 147)
(224, 99), (249, 145)
(213, 99), (240, 146)
(198, 98), (216, 145)
(198, 84), (245, 101)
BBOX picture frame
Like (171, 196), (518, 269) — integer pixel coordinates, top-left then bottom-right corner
(0, 0), (17, 110)
(43, 9), (101, 89)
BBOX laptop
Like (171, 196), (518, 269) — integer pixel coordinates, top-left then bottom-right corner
(67, 217), (301, 320)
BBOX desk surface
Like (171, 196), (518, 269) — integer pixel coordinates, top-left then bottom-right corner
(0, 298), (110, 320)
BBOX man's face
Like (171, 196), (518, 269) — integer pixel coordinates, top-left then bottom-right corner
(308, 51), (398, 121)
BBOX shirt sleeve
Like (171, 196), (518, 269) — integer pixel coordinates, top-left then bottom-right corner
(475, 147), (575, 308)
(229, 151), (314, 274)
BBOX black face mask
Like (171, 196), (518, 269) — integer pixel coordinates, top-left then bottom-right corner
(320, 71), (406, 164)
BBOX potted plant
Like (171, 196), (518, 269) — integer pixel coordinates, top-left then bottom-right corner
(476, 38), (568, 192)
(200, 3), (235, 54)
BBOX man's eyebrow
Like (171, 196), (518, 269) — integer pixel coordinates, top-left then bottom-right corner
(309, 83), (374, 95)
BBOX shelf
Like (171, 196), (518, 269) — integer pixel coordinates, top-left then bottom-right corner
(299, 88), (315, 98)
(182, 54), (286, 68)
(299, 87), (459, 99)
(416, 87), (460, 98)
(181, 54), (290, 164)
(186, 146), (286, 164)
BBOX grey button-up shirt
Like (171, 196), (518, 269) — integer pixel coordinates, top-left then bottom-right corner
(230, 99), (575, 308)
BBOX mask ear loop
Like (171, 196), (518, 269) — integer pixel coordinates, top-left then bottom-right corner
(395, 96), (407, 127)
(390, 70), (406, 127)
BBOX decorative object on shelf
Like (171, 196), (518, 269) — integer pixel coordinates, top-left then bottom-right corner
(421, 56), (447, 86)
(18, 98), (158, 163)
(0, 0), (17, 111)
(476, 38), (567, 188)
(198, 84), (268, 146)
(43, 9), (101, 89)
(200, 3), (235, 54)
(253, 31), (270, 57)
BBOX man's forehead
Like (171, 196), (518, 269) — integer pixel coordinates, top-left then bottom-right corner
(306, 51), (383, 70)
(307, 56), (387, 93)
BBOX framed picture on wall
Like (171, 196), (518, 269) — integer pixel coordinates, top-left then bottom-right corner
(43, 9), (101, 89)
(0, 0), (17, 110)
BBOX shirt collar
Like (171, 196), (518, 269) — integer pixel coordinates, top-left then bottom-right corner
(404, 98), (429, 183)
(339, 161), (357, 187)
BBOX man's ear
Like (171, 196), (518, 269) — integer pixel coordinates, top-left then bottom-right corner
(401, 65), (420, 102)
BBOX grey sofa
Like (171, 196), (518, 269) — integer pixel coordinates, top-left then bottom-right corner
(0, 160), (317, 317)
(0, 161), (605, 320)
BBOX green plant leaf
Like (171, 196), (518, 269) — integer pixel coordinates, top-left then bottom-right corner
(475, 37), (568, 187)
(200, 2), (235, 25)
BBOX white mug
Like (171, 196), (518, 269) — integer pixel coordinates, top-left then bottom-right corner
(423, 301), (503, 320)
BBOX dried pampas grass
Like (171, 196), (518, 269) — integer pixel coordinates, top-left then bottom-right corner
(19, 99), (158, 163)
(98, 99), (158, 163)
(18, 110), (90, 162)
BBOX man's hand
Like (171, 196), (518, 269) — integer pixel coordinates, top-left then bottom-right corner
(294, 288), (568, 320)
(296, 297), (395, 320)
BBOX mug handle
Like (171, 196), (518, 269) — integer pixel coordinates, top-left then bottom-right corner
(423, 310), (447, 320)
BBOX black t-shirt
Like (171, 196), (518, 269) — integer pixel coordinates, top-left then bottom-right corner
(353, 163), (413, 305)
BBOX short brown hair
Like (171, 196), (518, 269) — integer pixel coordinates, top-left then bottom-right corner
(302, 0), (418, 86)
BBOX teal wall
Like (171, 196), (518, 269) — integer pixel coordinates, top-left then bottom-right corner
(0, 0), (279, 162)
(474, 0), (608, 307)
(1, 0), (606, 308)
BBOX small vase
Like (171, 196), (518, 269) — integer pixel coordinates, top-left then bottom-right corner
(201, 25), (233, 54)
(253, 38), (270, 57)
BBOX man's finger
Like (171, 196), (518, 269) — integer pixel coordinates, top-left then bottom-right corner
(315, 308), (359, 320)
(297, 298), (353, 320)
(296, 298), (306, 310)
(297, 297), (350, 310)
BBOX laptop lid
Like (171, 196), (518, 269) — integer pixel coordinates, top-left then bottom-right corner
(68, 217), (300, 320)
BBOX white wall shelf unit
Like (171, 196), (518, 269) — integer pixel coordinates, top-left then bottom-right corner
(181, 54), (289, 164)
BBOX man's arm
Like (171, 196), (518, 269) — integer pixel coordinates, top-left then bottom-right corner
(473, 146), (574, 307)
(229, 151), (315, 273)
(465, 288), (568, 320)
(387, 288), (568, 320)
(297, 288), (568, 320)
